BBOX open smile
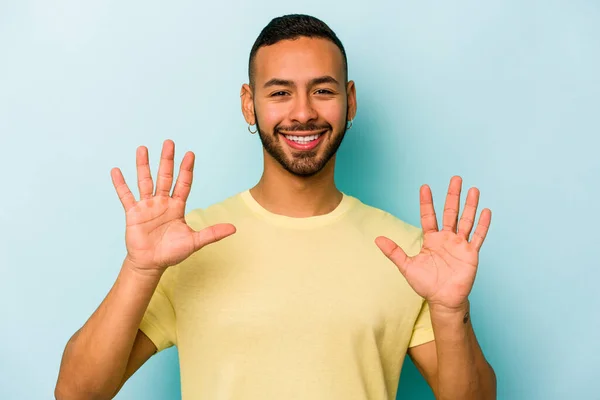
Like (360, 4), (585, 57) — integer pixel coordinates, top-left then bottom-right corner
(279, 129), (328, 151)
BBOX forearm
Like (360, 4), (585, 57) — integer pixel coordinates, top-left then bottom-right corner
(55, 258), (161, 399)
(430, 301), (496, 400)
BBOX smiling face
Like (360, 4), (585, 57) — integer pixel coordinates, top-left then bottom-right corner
(241, 37), (356, 177)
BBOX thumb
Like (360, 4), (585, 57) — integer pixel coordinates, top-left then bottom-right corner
(193, 223), (237, 251)
(375, 236), (409, 276)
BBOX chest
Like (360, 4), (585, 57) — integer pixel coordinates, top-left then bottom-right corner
(172, 230), (422, 345)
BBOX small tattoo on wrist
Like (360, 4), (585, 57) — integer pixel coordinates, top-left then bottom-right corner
(463, 311), (470, 324)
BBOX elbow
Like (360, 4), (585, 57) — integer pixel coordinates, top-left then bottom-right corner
(433, 362), (497, 400)
(54, 383), (82, 400)
(479, 361), (497, 400)
(54, 373), (116, 400)
(54, 382), (94, 400)
(464, 360), (498, 400)
(54, 385), (112, 400)
(54, 383), (85, 400)
(55, 335), (119, 400)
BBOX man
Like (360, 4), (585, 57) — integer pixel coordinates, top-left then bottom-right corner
(55, 14), (496, 400)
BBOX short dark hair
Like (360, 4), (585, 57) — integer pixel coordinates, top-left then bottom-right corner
(248, 14), (348, 88)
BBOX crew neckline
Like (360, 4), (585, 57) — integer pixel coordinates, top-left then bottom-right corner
(239, 189), (355, 228)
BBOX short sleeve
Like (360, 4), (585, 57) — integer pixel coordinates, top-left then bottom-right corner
(408, 233), (434, 347)
(139, 278), (177, 352)
(139, 210), (207, 351)
(408, 300), (435, 348)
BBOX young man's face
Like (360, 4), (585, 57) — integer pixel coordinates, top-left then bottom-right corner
(242, 37), (356, 177)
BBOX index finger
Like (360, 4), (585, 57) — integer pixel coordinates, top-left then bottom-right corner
(110, 167), (136, 212)
(471, 208), (492, 251)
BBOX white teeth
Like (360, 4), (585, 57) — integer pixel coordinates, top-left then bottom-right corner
(285, 134), (320, 143)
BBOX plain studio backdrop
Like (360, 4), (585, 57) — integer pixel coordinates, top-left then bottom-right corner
(0, 1), (598, 399)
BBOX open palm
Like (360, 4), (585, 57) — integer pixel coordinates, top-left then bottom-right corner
(376, 176), (491, 310)
(111, 140), (236, 274)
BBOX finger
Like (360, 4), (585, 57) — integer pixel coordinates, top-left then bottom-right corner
(375, 236), (409, 276)
(193, 223), (237, 251)
(154, 140), (175, 197)
(471, 208), (492, 251)
(110, 167), (136, 212)
(136, 146), (154, 200)
(420, 185), (439, 233)
(457, 187), (480, 240)
(172, 151), (195, 202)
(442, 176), (462, 232)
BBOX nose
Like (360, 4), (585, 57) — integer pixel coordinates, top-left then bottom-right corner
(289, 92), (318, 124)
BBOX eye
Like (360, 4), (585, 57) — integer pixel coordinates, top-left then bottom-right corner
(315, 89), (334, 95)
(270, 91), (289, 97)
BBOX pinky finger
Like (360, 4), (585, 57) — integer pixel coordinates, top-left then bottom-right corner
(111, 168), (137, 212)
(471, 208), (492, 251)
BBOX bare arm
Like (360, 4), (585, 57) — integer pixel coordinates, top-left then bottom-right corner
(112, 329), (159, 396)
(408, 303), (496, 399)
(55, 259), (161, 399)
(54, 140), (236, 399)
(431, 303), (496, 399)
(376, 176), (497, 399)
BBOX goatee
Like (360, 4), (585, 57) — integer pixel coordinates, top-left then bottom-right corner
(255, 111), (349, 177)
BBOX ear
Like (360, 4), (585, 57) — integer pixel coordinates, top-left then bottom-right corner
(240, 83), (256, 125)
(346, 80), (357, 121)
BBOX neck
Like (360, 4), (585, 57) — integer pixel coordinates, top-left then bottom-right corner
(250, 153), (342, 218)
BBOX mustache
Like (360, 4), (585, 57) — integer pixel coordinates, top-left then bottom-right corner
(275, 122), (331, 133)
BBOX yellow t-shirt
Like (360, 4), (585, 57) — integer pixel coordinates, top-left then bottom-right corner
(139, 190), (434, 399)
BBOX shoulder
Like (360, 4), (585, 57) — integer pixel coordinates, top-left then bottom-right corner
(349, 196), (423, 256)
(349, 195), (420, 234)
(183, 191), (247, 231)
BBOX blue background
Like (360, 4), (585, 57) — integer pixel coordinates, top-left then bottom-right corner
(1, 1), (598, 399)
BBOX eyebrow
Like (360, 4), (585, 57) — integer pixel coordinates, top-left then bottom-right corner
(263, 75), (340, 89)
(263, 78), (294, 89)
(309, 75), (339, 86)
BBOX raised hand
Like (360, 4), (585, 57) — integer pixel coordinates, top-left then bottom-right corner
(375, 176), (491, 312)
(111, 140), (236, 275)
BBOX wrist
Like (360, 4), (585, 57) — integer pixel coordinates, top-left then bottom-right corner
(122, 256), (164, 281)
(429, 300), (471, 322)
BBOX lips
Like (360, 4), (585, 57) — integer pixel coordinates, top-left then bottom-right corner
(278, 128), (328, 137)
(279, 129), (327, 151)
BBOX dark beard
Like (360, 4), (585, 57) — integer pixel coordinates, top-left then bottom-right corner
(255, 109), (348, 178)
